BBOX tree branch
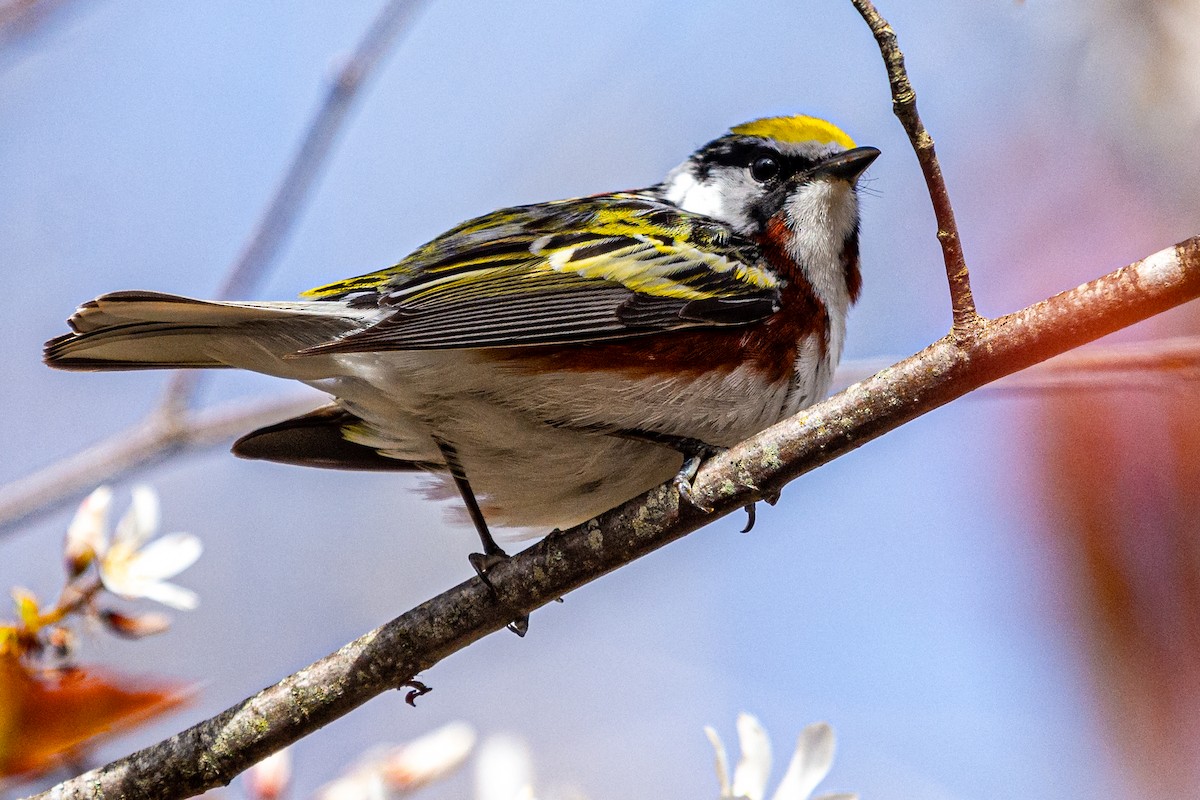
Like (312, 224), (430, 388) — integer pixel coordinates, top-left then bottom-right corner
(850, 0), (980, 333)
(0, 392), (323, 534)
(0, 0), (92, 70)
(23, 236), (1200, 800)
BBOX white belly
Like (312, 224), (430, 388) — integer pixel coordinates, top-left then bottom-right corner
(301, 343), (825, 531)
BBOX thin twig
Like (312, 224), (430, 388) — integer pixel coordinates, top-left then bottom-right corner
(159, 0), (429, 416)
(850, 0), (981, 334)
(25, 236), (1200, 800)
(0, 392), (322, 534)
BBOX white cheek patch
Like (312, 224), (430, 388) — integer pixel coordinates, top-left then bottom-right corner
(664, 171), (727, 220)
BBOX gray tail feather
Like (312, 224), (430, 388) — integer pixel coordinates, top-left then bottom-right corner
(44, 290), (365, 372)
(232, 404), (438, 472)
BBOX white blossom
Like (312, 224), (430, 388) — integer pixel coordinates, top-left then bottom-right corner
(247, 748), (293, 800)
(706, 713), (856, 800)
(475, 734), (537, 800)
(67, 485), (203, 610)
(64, 485), (113, 574)
(317, 721), (476, 800)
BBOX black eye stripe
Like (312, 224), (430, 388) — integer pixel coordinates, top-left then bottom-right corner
(694, 138), (817, 179)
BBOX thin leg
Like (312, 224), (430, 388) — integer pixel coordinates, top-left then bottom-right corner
(432, 437), (529, 636)
(433, 437), (506, 565)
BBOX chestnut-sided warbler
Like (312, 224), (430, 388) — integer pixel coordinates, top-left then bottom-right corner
(46, 116), (878, 573)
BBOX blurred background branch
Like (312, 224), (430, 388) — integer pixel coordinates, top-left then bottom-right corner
(0, 391), (322, 534)
(0, 0), (427, 536)
(158, 0), (429, 417)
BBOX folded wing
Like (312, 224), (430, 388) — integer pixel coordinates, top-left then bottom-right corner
(298, 193), (782, 354)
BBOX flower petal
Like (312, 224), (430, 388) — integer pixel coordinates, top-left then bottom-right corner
(125, 533), (202, 581)
(475, 734), (535, 800)
(732, 713), (771, 800)
(812, 793), (858, 800)
(114, 485), (159, 550)
(12, 588), (40, 629)
(99, 609), (172, 638)
(248, 748), (293, 800)
(65, 486), (113, 568)
(316, 766), (385, 800)
(705, 725), (732, 797)
(134, 580), (199, 611)
(771, 723), (835, 800)
(379, 720), (475, 789)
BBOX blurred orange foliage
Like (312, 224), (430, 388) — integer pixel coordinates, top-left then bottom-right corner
(0, 650), (189, 779)
(1041, 387), (1200, 799)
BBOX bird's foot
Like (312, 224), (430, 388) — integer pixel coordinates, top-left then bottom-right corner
(672, 442), (726, 513)
(468, 549), (530, 637)
(468, 549), (509, 590)
(614, 430), (725, 513)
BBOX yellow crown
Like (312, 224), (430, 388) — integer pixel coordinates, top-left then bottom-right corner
(730, 115), (856, 150)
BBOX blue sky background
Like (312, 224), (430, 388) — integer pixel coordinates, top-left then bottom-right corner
(2, 2), (1196, 798)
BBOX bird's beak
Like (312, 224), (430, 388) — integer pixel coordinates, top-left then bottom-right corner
(813, 146), (881, 183)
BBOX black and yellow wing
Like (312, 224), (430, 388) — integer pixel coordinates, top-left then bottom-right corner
(299, 192), (781, 353)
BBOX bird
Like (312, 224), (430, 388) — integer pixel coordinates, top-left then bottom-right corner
(45, 115), (879, 581)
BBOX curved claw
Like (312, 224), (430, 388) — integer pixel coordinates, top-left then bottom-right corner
(404, 680), (432, 706)
(741, 503), (757, 533)
(674, 471), (715, 513)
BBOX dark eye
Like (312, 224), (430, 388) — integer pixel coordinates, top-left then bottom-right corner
(749, 156), (780, 182)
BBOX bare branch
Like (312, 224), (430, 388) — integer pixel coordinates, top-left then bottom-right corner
(24, 236), (1200, 800)
(0, 392), (322, 534)
(160, 0), (429, 416)
(850, 0), (980, 333)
